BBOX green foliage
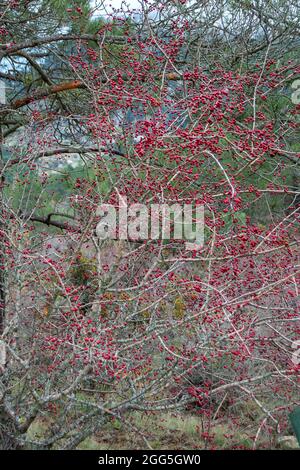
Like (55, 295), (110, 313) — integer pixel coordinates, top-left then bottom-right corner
(221, 211), (247, 232)
(50, 0), (93, 32)
(4, 162), (99, 220)
(290, 407), (300, 445)
(70, 255), (97, 286)
(173, 296), (186, 320)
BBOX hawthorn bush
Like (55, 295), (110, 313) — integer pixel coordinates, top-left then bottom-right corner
(0, 0), (299, 450)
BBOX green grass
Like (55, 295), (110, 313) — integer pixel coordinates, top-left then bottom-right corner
(25, 405), (299, 450)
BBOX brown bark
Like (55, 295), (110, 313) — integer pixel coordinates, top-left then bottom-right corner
(11, 80), (84, 110)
